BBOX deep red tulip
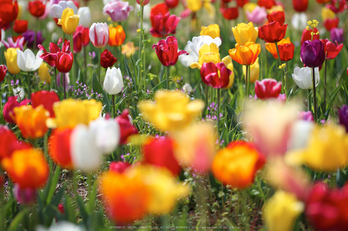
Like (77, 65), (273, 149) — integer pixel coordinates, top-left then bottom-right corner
(55, 52), (73, 73)
(257, 0), (275, 9)
(165, 0), (179, 8)
(237, 0), (249, 7)
(31, 91), (60, 118)
(326, 0), (347, 13)
(258, 21), (288, 43)
(28, 0), (46, 18)
(152, 36), (188, 67)
(0, 126), (31, 161)
(293, 0), (308, 12)
(0, 65), (7, 83)
(100, 49), (117, 68)
(115, 109), (138, 145)
(255, 79), (282, 100)
(149, 3), (181, 38)
(301, 28), (319, 45)
(143, 136), (181, 176)
(267, 11), (285, 25)
(279, 43), (295, 61)
(3, 96), (31, 124)
(201, 62), (232, 89)
(220, 5), (239, 20)
(109, 161), (131, 173)
(38, 40), (70, 67)
(316, 0), (332, 3)
(0, 0), (18, 24)
(13, 20), (28, 33)
(321, 39), (343, 60)
(73, 26), (89, 53)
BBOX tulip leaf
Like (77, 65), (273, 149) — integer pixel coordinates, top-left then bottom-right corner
(321, 86), (340, 119)
(64, 195), (76, 223)
(124, 55), (136, 91)
(88, 180), (98, 214)
(336, 169), (348, 188)
(92, 73), (110, 113)
(76, 194), (88, 224)
(152, 79), (166, 92)
(8, 208), (28, 231)
(42, 166), (61, 205)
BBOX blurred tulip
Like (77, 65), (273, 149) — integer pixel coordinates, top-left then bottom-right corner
(103, 0), (133, 22)
(115, 109), (138, 145)
(3, 96), (30, 124)
(0, 0), (18, 23)
(182, 83), (193, 94)
(152, 36), (188, 67)
(212, 141), (265, 188)
(13, 183), (37, 205)
(237, 0), (249, 7)
(13, 20), (28, 33)
(246, 6), (267, 25)
(0, 65), (7, 83)
(321, 39), (343, 59)
(50, 0), (77, 19)
(165, 0), (179, 8)
(190, 43), (221, 69)
(77, 6), (91, 27)
(103, 67), (123, 95)
(220, 5), (239, 20)
(0, 126), (31, 161)
(109, 25), (125, 47)
(321, 7), (336, 21)
(36, 222), (83, 231)
(232, 22), (258, 45)
(267, 11), (285, 25)
(258, 21), (287, 43)
(4, 48), (20, 74)
(255, 79), (282, 100)
(137, 0), (150, 6)
(22, 30), (44, 49)
(2, 148), (49, 188)
(138, 90), (204, 132)
(121, 42), (139, 58)
(16, 49), (43, 72)
(301, 28), (319, 45)
(200, 61), (234, 89)
(89, 22), (109, 48)
(58, 8), (79, 35)
(292, 0), (308, 12)
(298, 111), (314, 121)
(330, 27), (344, 43)
(38, 62), (51, 84)
(326, 0), (347, 13)
(29, 0), (46, 18)
(109, 161), (131, 173)
(229, 42), (260, 65)
(339, 105), (348, 132)
(200, 24), (220, 39)
(324, 17), (339, 31)
(257, 0), (275, 9)
(287, 120), (315, 151)
(49, 128), (73, 169)
(291, 13), (307, 30)
(149, 3), (180, 38)
(31, 91), (59, 118)
(243, 58), (259, 83)
(292, 67), (320, 89)
(2, 37), (25, 50)
(300, 40), (325, 67)
(100, 49), (117, 68)
(73, 26), (89, 53)
(13, 87), (25, 100)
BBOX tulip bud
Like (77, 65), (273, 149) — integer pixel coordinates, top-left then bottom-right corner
(100, 49), (117, 68)
(55, 52), (73, 73)
(103, 1), (133, 22)
(17, 49), (43, 72)
(103, 67), (124, 95)
(109, 161), (131, 173)
(115, 109), (138, 145)
(78, 7), (91, 27)
(136, 0), (150, 6)
(58, 8), (80, 35)
(0, 65), (7, 83)
(292, 67), (320, 89)
(4, 48), (20, 75)
(89, 23), (109, 48)
(330, 27), (344, 43)
(255, 79), (282, 100)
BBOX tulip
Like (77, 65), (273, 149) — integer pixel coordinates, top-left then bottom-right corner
(291, 13), (307, 31)
(301, 28), (319, 45)
(29, 0), (46, 18)
(138, 90), (204, 132)
(108, 25), (126, 47)
(73, 26), (89, 53)
(330, 27), (344, 43)
(100, 49), (117, 68)
(287, 120), (315, 151)
(143, 136), (181, 176)
(220, 5), (239, 20)
(338, 105), (348, 132)
(103, 67), (123, 95)
(48, 128), (74, 169)
(22, 30), (44, 49)
(326, 0), (347, 13)
(200, 24), (220, 39)
(50, 0), (77, 19)
(229, 42), (261, 65)
(292, 67), (320, 89)
(266, 38), (295, 61)
(58, 8), (79, 35)
(292, 0), (308, 12)
(13, 20), (28, 33)
(38, 62), (51, 84)
(2, 148), (49, 188)
(300, 40), (326, 67)
(46, 99), (102, 129)
(13, 184), (37, 205)
(137, 0), (150, 6)
(232, 22), (258, 45)
(237, 0), (249, 7)
(298, 111), (314, 121)
(0, 65), (7, 83)
(16, 49), (43, 72)
(121, 42), (139, 58)
(2, 37), (25, 51)
(31, 91), (60, 118)
(255, 79), (282, 100)
(0, 0), (18, 24)
(243, 58), (259, 83)
(152, 36), (188, 67)
(4, 48), (20, 74)
(200, 61), (234, 89)
(109, 161), (131, 173)
(263, 191), (304, 231)
(89, 22), (109, 48)
(0, 126), (31, 161)
(38, 40), (70, 67)
(267, 11), (285, 25)
(257, 0), (275, 9)
(165, 0), (178, 8)
(3, 96), (30, 124)
(321, 7), (336, 21)
(324, 17), (339, 31)
(77, 7), (91, 27)
(212, 141), (265, 188)
(115, 109), (138, 145)
(103, 0), (133, 22)
(190, 43), (221, 69)
(182, 83), (193, 94)
(55, 52), (73, 73)
(258, 21), (288, 43)
(321, 39), (343, 60)
(246, 6), (267, 25)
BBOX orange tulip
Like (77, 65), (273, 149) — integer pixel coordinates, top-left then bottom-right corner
(2, 148), (49, 188)
(211, 141), (266, 189)
(265, 37), (293, 59)
(13, 105), (49, 139)
(109, 25), (126, 47)
(229, 42), (260, 65)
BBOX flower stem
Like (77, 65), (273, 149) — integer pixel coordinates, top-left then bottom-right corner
(138, 5), (144, 90)
(275, 42), (282, 81)
(98, 48), (102, 83)
(308, 89), (312, 113)
(312, 67), (317, 121)
(27, 72), (31, 99)
(166, 66), (170, 90)
(284, 62), (288, 94)
(112, 95), (115, 118)
(323, 59), (327, 111)
(62, 72), (66, 99)
(70, 34), (75, 84)
(83, 46), (87, 83)
(217, 88), (220, 136)
(204, 84), (209, 118)
(245, 65), (249, 97)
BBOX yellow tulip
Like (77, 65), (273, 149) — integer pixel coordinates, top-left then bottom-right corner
(267, 5), (284, 14)
(229, 42), (261, 65)
(232, 22), (258, 46)
(221, 56), (235, 88)
(121, 42), (139, 58)
(321, 7), (335, 21)
(190, 43), (220, 69)
(200, 24), (220, 39)
(203, 2), (215, 18)
(243, 58), (259, 83)
(46, 99), (102, 129)
(243, 3), (257, 14)
(187, 0), (202, 12)
(4, 48), (20, 74)
(38, 62), (51, 84)
(286, 124), (348, 172)
(58, 8), (80, 35)
(263, 191), (304, 231)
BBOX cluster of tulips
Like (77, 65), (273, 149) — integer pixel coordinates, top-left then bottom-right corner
(0, 0), (347, 230)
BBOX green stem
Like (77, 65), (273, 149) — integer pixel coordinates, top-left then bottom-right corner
(312, 67), (317, 122)
(284, 62), (288, 94)
(112, 95), (115, 118)
(83, 46), (87, 83)
(308, 89), (312, 113)
(44, 132), (52, 173)
(98, 48), (102, 83)
(27, 72), (31, 99)
(62, 72), (66, 99)
(275, 42), (282, 81)
(166, 66), (170, 90)
(138, 5), (144, 90)
(217, 88), (220, 137)
(245, 65), (249, 97)
(323, 59), (327, 111)
(69, 34), (75, 85)
(204, 84), (209, 118)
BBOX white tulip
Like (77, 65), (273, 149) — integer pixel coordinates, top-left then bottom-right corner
(182, 83), (193, 94)
(292, 67), (320, 89)
(179, 35), (222, 67)
(78, 7), (92, 27)
(50, 1), (78, 19)
(17, 49), (43, 72)
(70, 125), (102, 173)
(287, 120), (315, 151)
(0, 29), (5, 47)
(89, 117), (120, 155)
(103, 67), (124, 95)
(47, 21), (56, 33)
(36, 222), (85, 231)
(291, 13), (307, 31)
(13, 87), (25, 100)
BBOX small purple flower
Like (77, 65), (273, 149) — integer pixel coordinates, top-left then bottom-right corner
(22, 30), (45, 49)
(330, 28), (344, 43)
(300, 39), (325, 68)
(338, 105), (348, 132)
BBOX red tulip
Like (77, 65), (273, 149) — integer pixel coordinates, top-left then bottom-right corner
(152, 36), (188, 67)
(100, 49), (117, 68)
(55, 52), (73, 73)
(324, 18), (339, 31)
(3, 96), (30, 124)
(258, 21), (288, 43)
(220, 5), (239, 20)
(115, 109), (138, 145)
(301, 28), (320, 45)
(73, 26), (89, 54)
(0, 0), (18, 24)
(13, 20), (28, 33)
(0, 126), (18, 161)
(326, 0), (347, 13)
(0, 65), (7, 83)
(28, 0), (46, 18)
(200, 62), (232, 89)
(136, 0), (150, 6)
(321, 39), (344, 60)
(257, 0), (275, 9)
(237, 0), (249, 7)
(255, 79), (282, 100)
(38, 40), (70, 67)
(49, 128), (73, 169)
(293, 0), (308, 12)
(267, 11), (285, 25)
(316, 0), (332, 3)
(142, 136), (181, 176)
(109, 161), (131, 173)
(31, 91), (60, 118)
(165, 0), (179, 8)
(279, 43), (295, 61)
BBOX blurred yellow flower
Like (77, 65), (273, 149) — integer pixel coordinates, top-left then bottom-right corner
(232, 22), (258, 46)
(267, 5), (284, 14)
(243, 58), (259, 83)
(58, 8), (80, 35)
(4, 48), (20, 74)
(121, 42), (139, 58)
(38, 62), (51, 84)
(190, 43), (220, 69)
(47, 99), (102, 129)
(200, 24), (220, 39)
(187, 0), (202, 12)
(263, 191), (304, 231)
(138, 90), (204, 132)
(321, 7), (335, 21)
(243, 3), (257, 14)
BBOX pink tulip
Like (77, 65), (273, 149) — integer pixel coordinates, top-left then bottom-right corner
(255, 79), (282, 100)
(89, 23), (109, 48)
(246, 6), (267, 25)
(103, 0), (133, 22)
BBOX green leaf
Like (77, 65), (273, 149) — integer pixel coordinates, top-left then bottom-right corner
(88, 180), (98, 213)
(43, 166), (61, 205)
(76, 194), (88, 224)
(64, 195), (76, 223)
(8, 208), (28, 231)
(92, 73), (110, 113)
(152, 79), (166, 92)
(124, 55), (136, 91)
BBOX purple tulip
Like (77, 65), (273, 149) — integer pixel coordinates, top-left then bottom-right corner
(330, 28), (344, 43)
(22, 30), (45, 49)
(300, 39), (325, 68)
(103, 0), (133, 22)
(13, 184), (37, 205)
(338, 105), (348, 132)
